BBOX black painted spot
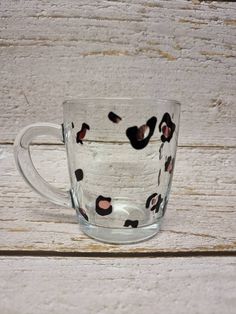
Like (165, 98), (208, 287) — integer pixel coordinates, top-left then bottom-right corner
(124, 219), (139, 228)
(126, 116), (157, 150)
(71, 122), (75, 128)
(146, 193), (163, 213)
(75, 169), (84, 181)
(95, 195), (112, 216)
(159, 113), (176, 143)
(159, 142), (164, 160)
(108, 111), (122, 123)
(165, 156), (175, 174)
(158, 169), (161, 186)
(79, 208), (88, 221)
(76, 123), (90, 144)
(146, 193), (158, 211)
(155, 194), (163, 213)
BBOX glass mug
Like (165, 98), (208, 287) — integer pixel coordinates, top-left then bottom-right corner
(14, 98), (181, 244)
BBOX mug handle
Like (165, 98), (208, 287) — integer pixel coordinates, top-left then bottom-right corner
(14, 123), (72, 208)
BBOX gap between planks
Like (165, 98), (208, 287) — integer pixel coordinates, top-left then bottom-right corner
(0, 250), (236, 258)
(185, 0), (236, 2)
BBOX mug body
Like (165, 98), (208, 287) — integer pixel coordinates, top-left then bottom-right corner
(62, 98), (180, 243)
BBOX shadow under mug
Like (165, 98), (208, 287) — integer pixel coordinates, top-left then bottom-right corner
(14, 98), (181, 244)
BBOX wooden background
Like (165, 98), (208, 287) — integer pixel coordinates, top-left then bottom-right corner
(0, 0), (235, 313)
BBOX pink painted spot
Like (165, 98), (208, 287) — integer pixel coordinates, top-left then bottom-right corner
(151, 196), (158, 206)
(76, 123), (90, 144)
(167, 163), (173, 173)
(162, 125), (171, 138)
(137, 125), (150, 141)
(98, 200), (111, 210)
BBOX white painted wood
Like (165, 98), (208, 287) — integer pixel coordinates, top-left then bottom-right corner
(0, 144), (235, 252)
(0, 256), (235, 314)
(0, 0), (235, 145)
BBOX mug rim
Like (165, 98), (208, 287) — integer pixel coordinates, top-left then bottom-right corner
(63, 98), (181, 107)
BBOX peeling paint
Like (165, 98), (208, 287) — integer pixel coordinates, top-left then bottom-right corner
(81, 47), (177, 60)
(8, 228), (30, 232)
(179, 18), (208, 25)
(29, 14), (143, 23)
(144, 2), (163, 8)
(81, 50), (131, 57)
(136, 47), (177, 60)
(200, 51), (235, 58)
(146, 40), (160, 46)
(224, 19), (236, 26)
(174, 43), (182, 51)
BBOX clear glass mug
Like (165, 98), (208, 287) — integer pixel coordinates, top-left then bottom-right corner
(14, 98), (181, 244)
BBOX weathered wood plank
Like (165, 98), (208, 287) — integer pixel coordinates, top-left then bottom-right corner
(0, 256), (236, 314)
(0, 0), (235, 145)
(0, 144), (235, 252)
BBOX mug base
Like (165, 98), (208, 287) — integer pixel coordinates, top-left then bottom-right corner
(79, 218), (163, 244)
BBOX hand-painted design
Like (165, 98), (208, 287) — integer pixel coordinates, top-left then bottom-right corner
(146, 193), (163, 213)
(158, 169), (161, 186)
(126, 116), (157, 150)
(71, 122), (75, 128)
(76, 123), (90, 144)
(124, 219), (139, 228)
(159, 113), (176, 142)
(108, 111), (122, 123)
(155, 194), (163, 213)
(75, 169), (84, 181)
(146, 193), (157, 211)
(95, 195), (112, 216)
(79, 207), (88, 221)
(159, 143), (164, 160)
(165, 156), (175, 174)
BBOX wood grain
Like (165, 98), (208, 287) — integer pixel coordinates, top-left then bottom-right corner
(0, 144), (235, 253)
(0, 256), (236, 314)
(0, 0), (235, 146)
